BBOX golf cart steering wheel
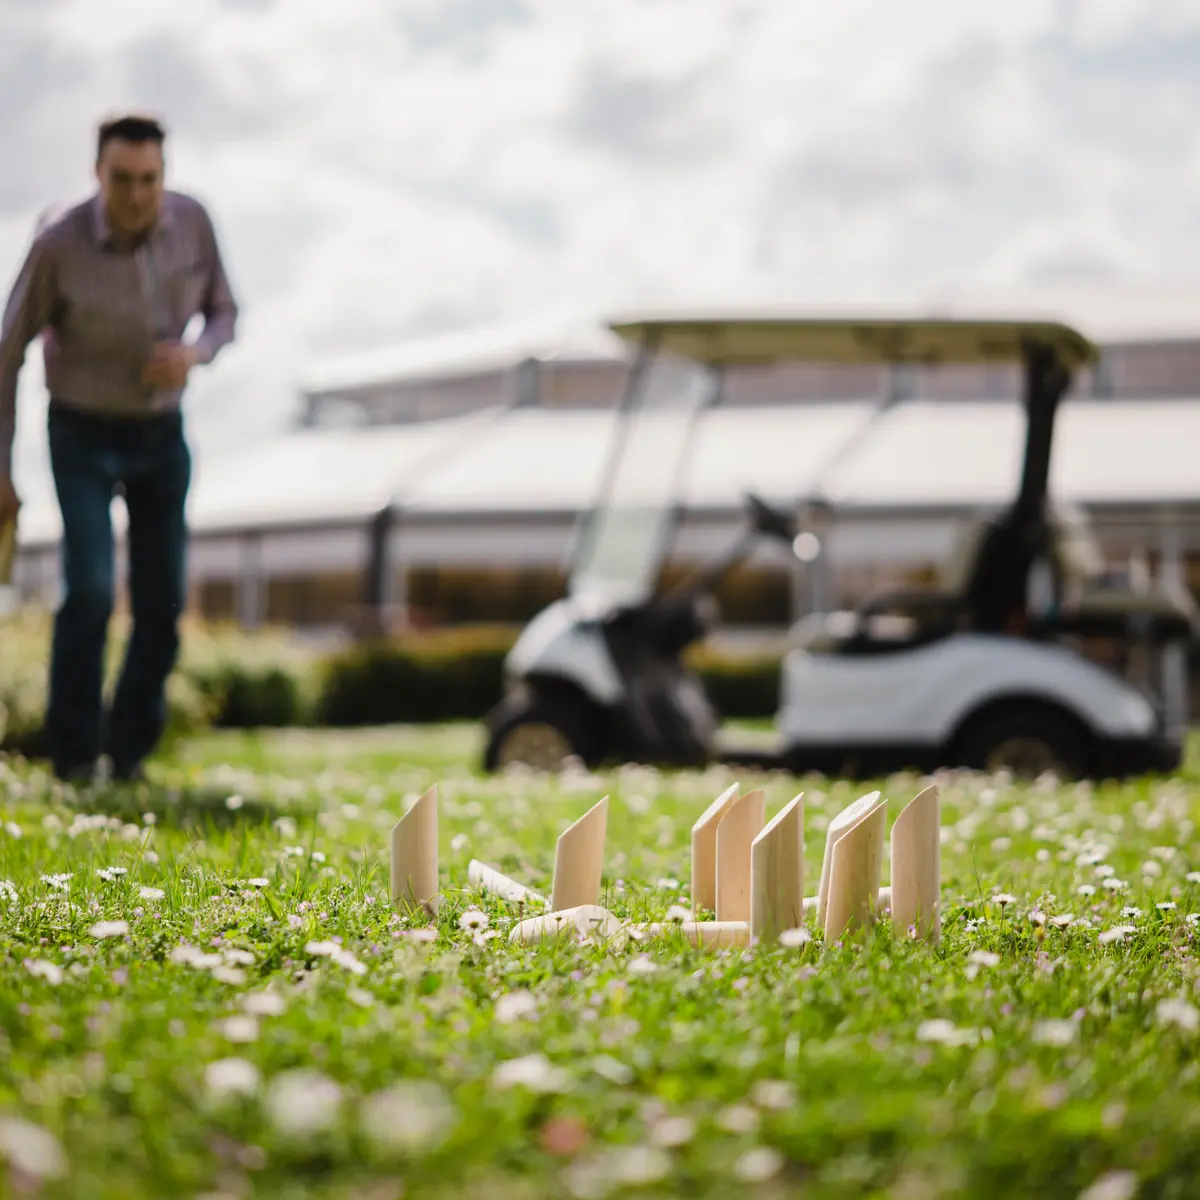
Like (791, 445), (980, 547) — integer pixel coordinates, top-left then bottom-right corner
(744, 491), (797, 545)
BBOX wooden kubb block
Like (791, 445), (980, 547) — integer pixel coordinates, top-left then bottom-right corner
(889, 784), (941, 942)
(390, 785), (439, 917)
(639, 920), (751, 948)
(821, 791), (887, 943)
(715, 789), (766, 924)
(467, 859), (546, 906)
(750, 793), (804, 944)
(510, 904), (627, 947)
(690, 783), (740, 915)
(551, 796), (609, 912)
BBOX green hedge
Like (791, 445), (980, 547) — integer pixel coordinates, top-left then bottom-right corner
(2, 611), (782, 755)
(0, 611), (319, 755)
(180, 622), (320, 729)
(687, 648), (780, 721)
(314, 627), (518, 726)
(312, 627), (781, 726)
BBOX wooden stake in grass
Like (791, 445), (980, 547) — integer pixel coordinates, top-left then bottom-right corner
(889, 784), (941, 943)
(817, 791), (882, 927)
(823, 796), (887, 943)
(390, 785), (439, 917)
(715, 788), (766, 923)
(550, 796), (608, 912)
(690, 782), (740, 915)
(750, 793), (804, 945)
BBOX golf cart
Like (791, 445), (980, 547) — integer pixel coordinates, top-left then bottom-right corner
(482, 314), (1198, 780)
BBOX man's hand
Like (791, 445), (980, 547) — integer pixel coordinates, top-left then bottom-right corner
(0, 474), (19, 523)
(142, 341), (200, 390)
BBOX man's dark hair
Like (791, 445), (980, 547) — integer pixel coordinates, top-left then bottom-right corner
(96, 114), (167, 161)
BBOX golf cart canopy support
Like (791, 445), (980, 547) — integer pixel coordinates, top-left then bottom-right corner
(605, 311), (1098, 370)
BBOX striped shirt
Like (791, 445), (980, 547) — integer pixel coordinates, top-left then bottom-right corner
(0, 190), (239, 475)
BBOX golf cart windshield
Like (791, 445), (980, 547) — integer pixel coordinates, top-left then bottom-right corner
(570, 308), (1100, 614)
(569, 349), (715, 607)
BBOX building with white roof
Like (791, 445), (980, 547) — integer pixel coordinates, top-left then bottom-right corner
(8, 308), (1200, 636)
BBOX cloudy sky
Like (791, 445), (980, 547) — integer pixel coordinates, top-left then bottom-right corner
(2, 0), (1199, 499)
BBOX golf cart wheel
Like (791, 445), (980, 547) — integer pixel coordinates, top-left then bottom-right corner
(484, 693), (599, 773)
(952, 703), (1090, 781)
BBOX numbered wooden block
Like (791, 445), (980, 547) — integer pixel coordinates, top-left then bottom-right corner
(715, 789), (766, 923)
(823, 798), (887, 942)
(468, 859), (545, 905)
(690, 783), (740, 914)
(390, 786), (439, 916)
(750, 793), (804, 945)
(817, 791), (882, 926)
(551, 796), (609, 912)
(509, 904), (627, 947)
(889, 784), (941, 942)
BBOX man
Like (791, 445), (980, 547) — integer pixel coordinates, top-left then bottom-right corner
(0, 113), (239, 784)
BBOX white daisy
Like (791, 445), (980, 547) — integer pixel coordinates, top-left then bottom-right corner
(88, 920), (129, 939)
(458, 908), (489, 932)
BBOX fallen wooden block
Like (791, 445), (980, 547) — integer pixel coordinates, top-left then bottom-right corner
(889, 784), (941, 943)
(715, 789), (766, 923)
(750, 793), (804, 945)
(636, 920), (751, 948)
(390, 785), (439, 917)
(803, 885), (890, 915)
(509, 904), (627, 946)
(467, 859), (545, 905)
(551, 796), (609, 911)
(690, 783), (740, 914)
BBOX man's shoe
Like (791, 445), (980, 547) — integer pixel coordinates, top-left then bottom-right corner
(111, 762), (146, 785)
(54, 760), (99, 787)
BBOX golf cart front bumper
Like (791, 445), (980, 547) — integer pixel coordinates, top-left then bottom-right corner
(1097, 733), (1183, 778)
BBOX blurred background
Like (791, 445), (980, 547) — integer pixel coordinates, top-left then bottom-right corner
(3, 0), (1200, 730)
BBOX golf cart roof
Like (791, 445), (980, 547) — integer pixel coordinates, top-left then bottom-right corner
(606, 310), (1099, 370)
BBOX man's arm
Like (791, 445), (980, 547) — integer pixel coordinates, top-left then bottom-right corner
(0, 231), (57, 479)
(188, 206), (239, 367)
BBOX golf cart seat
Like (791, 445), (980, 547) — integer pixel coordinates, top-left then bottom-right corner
(847, 502), (1199, 648)
(1059, 585), (1198, 640)
(853, 515), (993, 626)
(789, 608), (934, 655)
(791, 515), (996, 655)
(1007, 503), (1198, 642)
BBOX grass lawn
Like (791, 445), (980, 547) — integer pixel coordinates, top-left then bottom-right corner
(3, 724), (1200, 1198)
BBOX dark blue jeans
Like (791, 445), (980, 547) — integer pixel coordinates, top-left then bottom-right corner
(45, 401), (191, 778)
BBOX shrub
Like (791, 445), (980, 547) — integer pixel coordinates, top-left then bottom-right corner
(315, 625), (783, 726)
(179, 621), (319, 729)
(2, 607), (785, 751)
(0, 608), (57, 755)
(0, 608), (319, 756)
(315, 626), (515, 726)
(687, 647), (781, 720)
(0, 607), (216, 758)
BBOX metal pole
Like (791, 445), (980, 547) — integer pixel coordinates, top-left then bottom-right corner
(237, 534), (264, 630)
(1158, 522), (1189, 739)
(789, 555), (806, 624)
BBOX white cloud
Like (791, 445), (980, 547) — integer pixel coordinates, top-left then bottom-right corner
(2, 0), (1199, 510)
(1068, 0), (1200, 48)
